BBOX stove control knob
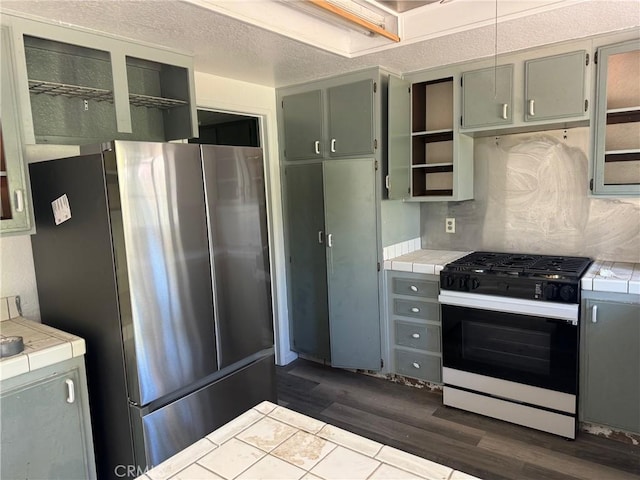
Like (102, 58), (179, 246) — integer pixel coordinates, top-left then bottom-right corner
(544, 284), (558, 300)
(444, 275), (455, 288)
(470, 278), (480, 290)
(458, 277), (468, 289)
(560, 285), (576, 302)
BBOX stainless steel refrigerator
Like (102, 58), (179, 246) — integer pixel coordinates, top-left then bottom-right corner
(29, 141), (276, 479)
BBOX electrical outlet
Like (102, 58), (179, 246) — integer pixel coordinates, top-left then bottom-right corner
(445, 217), (456, 234)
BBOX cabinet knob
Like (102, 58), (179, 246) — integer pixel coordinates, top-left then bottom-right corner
(412, 362), (420, 369)
(410, 307), (420, 313)
(65, 379), (75, 404)
(528, 99), (535, 117)
(330, 138), (337, 153)
(410, 285), (418, 292)
(327, 233), (333, 248)
(502, 103), (509, 120)
(314, 140), (321, 155)
(411, 333), (420, 339)
(318, 230), (324, 244)
(592, 305), (598, 323)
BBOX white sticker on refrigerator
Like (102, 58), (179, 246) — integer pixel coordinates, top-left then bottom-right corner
(52, 194), (72, 225)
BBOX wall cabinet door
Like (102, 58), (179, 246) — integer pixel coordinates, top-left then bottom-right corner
(462, 64), (514, 129)
(327, 80), (374, 158)
(324, 158), (381, 370)
(581, 298), (640, 434)
(285, 163), (330, 360)
(0, 26), (30, 233)
(591, 39), (640, 196)
(387, 75), (411, 200)
(282, 90), (324, 161)
(1, 359), (96, 479)
(524, 50), (587, 122)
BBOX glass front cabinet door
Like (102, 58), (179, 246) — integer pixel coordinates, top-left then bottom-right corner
(591, 39), (640, 196)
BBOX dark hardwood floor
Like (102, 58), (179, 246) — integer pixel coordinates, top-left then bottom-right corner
(276, 358), (640, 480)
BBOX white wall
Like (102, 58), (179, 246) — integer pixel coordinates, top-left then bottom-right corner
(194, 71), (295, 366)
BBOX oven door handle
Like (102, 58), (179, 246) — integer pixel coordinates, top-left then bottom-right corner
(438, 291), (579, 325)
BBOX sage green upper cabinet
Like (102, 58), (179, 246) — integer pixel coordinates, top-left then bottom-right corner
(1, 26), (31, 233)
(387, 75), (411, 199)
(591, 39), (640, 196)
(387, 71), (473, 202)
(282, 90), (324, 161)
(461, 65), (514, 129)
(2, 14), (197, 145)
(524, 50), (588, 122)
(327, 80), (374, 158)
(281, 77), (374, 161)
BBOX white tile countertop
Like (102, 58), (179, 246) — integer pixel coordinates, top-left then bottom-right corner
(384, 249), (471, 275)
(0, 296), (86, 381)
(581, 260), (640, 295)
(137, 401), (479, 480)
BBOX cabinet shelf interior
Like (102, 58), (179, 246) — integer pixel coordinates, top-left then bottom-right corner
(28, 80), (188, 110)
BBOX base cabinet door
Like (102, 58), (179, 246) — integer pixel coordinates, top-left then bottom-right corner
(581, 296), (640, 434)
(0, 357), (96, 479)
(285, 163), (330, 360)
(324, 158), (380, 370)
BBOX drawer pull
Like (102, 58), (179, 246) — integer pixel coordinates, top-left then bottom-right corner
(411, 333), (420, 339)
(410, 307), (420, 313)
(412, 362), (421, 369)
(592, 305), (598, 323)
(410, 285), (418, 292)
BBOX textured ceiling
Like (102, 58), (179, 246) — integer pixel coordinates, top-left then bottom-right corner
(2, 0), (639, 87)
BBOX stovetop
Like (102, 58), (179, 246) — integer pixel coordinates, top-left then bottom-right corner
(444, 251), (593, 279)
(440, 252), (593, 303)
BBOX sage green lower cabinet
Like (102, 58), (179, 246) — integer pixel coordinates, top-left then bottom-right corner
(285, 163), (330, 360)
(0, 356), (96, 479)
(387, 271), (442, 383)
(580, 291), (640, 434)
(284, 158), (381, 370)
(324, 159), (380, 369)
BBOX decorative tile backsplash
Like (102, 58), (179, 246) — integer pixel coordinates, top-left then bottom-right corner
(382, 238), (421, 261)
(0, 296), (21, 321)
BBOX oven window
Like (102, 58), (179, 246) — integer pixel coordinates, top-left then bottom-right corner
(442, 305), (578, 394)
(463, 321), (551, 376)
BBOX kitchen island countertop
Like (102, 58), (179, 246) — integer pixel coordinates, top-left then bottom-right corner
(137, 401), (480, 480)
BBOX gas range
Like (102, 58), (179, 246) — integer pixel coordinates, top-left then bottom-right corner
(438, 251), (593, 439)
(440, 251), (593, 304)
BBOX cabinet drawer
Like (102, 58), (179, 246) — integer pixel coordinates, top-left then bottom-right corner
(393, 299), (439, 321)
(394, 321), (440, 352)
(394, 350), (441, 382)
(392, 277), (438, 299)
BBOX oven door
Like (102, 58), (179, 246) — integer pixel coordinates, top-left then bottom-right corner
(439, 291), (579, 394)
